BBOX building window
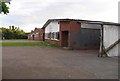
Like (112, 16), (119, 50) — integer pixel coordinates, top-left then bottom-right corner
(56, 32), (59, 40)
(45, 32), (59, 40)
(51, 32), (54, 39)
(51, 32), (59, 40)
(36, 33), (39, 35)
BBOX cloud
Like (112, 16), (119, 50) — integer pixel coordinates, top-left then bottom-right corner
(0, 0), (119, 32)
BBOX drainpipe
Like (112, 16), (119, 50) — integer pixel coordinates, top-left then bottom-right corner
(101, 24), (104, 57)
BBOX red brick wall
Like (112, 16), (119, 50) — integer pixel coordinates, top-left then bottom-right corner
(44, 21), (81, 47)
(60, 21), (80, 32)
(60, 21), (81, 48)
(39, 28), (45, 41)
(60, 21), (70, 47)
(60, 21), (71, 31)
(45, 39), (60, 45)
(28, 28), (45, 41)
(70, 21), (81, 32)
(34, 29), (40, 41)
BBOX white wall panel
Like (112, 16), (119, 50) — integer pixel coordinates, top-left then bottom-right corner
(45, 21), (59, 33)
(103, 25), (119, 56)
(45, 21), (60, 39)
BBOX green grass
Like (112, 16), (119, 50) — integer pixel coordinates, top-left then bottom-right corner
(0, 42), (59, 48)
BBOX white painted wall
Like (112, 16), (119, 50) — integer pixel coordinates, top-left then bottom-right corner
(103, 25), (119, 56)
(45, 21), (60, 39)
(45, 21), (59, 33)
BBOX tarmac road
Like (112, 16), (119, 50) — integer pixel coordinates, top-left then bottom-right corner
(2, 46), (118, 79)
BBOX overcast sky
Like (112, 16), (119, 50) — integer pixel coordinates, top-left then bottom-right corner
(0, 0), (119, 32)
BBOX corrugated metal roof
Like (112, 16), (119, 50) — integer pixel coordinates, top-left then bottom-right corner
(42, 19), (120, 28)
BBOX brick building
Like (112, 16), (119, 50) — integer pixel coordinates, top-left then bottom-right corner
(28, 28), (44, 41)
(42, 19), (120, 56)
(42, 19), (101, 49)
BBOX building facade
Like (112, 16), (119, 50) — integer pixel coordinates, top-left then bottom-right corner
(28, 28), (44, 41)
(42, 19), (101, 49)
(42, 19), (120, 56)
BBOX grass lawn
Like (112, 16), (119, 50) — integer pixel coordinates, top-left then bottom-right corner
(0, 42), (59, 47)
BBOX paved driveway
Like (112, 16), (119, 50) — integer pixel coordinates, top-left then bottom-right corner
(2, 46), (118, 79)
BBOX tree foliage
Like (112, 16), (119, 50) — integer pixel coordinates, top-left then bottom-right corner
(0, 0), (11, 14)
(1, 26), (28, 39)
(1, 2), (9, 14)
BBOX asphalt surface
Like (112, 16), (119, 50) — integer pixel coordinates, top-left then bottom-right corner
(2, 46), (118, 79)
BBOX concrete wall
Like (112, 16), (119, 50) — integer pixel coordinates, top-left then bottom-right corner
(103, 25), (119, 56)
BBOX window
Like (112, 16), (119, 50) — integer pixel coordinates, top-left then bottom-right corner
(35, 33), (39, 37)
(51, 32), (59, 40)
(36, 33), (39, 35)
(51, 32), (54, 39)
(56, 32), (59, 40)
(48, 33), (51, 38)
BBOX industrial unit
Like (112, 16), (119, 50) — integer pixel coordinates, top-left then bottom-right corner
(29, 19), (120, 57)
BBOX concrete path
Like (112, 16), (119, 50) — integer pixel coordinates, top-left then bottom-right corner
(2, 46), (118, 79)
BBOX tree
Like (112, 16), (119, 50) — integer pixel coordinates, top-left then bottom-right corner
(0, 0), (11, 14)
(1, 26), (28, 39)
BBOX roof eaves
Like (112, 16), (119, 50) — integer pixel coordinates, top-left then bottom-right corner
(42, 19), (120, 28)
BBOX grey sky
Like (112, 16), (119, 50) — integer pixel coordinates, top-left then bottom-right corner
(0, 0), (119, 32)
